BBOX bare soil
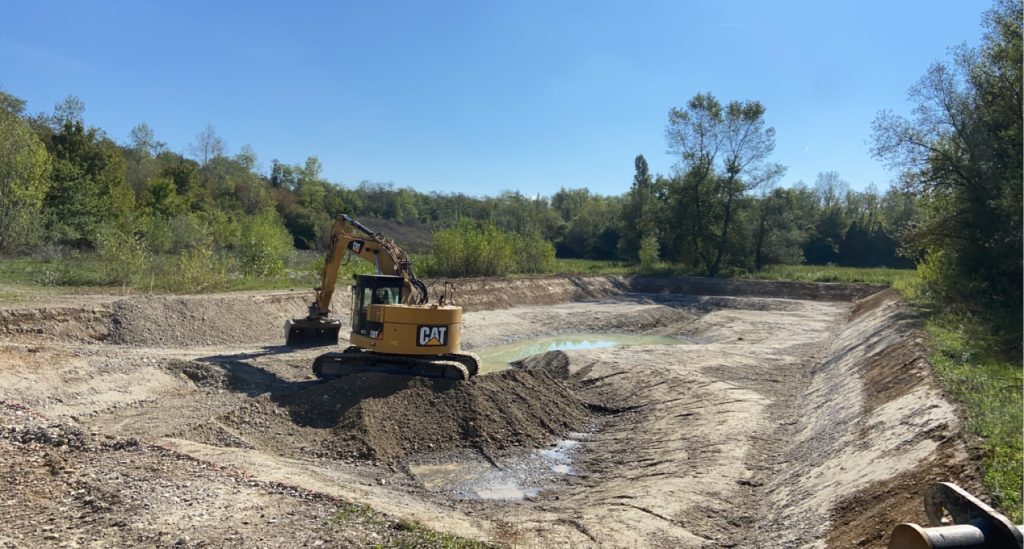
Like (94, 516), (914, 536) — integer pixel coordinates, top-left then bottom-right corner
(0, 276), (980, 548)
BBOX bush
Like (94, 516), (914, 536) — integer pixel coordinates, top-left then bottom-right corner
(235, 211), (293, 277)
(425, 220), (557, 277)
(95, 226), (149, 287)
(176, 246), (228, 292)
(638, 233), (660, 272)
(511, 232), (556, 274)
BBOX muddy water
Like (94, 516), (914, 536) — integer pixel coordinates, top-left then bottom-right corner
(474, 333), (685, 374)
(408, 436), (586, 501)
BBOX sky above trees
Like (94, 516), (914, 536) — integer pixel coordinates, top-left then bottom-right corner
(1, 0), (989, 196)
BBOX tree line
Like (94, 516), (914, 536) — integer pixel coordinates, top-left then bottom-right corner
(0, 90), (913, 271)
(0, 1), (1018, 336)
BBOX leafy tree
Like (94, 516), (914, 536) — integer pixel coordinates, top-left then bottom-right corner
(664, 93), (784, 275)
(753, 187), (805, 268)
(872, 0), (1022, 323)
(235, 211), (292, 276)
(0, 110), (51, 251)
(140, 177), (187, 218)
(618, 154), (659, 261)
(44, 121), (133, 245)
(128, 122), (163, 156)
(0, 88), (27, 116)
(52, 95), (85, 129)
(234, 145), (258, 171)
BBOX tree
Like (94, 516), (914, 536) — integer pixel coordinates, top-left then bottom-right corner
(44, 121), (133, 246)
(52, 95), (85, 129)
(664, 93), (784, 275)
(0, 111), (51, 251)
(872, 0), (1022, 323)
(235, 144), (258, 171)
(0, 88), (27, 116)
(618, 154), (659, 261)
(188, 124), (227, 166)
(813, 171), (848, 210)
(128, 122), (165, 157)
(753, 186), (805, 269)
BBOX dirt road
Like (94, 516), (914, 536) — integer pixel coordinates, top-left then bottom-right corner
(0, 277), (979, 548)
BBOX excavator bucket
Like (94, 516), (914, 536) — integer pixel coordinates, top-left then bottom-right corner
(284, 318), (343, 347)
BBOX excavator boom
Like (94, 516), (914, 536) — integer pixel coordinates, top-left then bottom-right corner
(285, 215), (425, 346)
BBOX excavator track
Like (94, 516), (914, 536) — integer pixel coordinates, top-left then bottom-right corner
(313, 346), (475, 381)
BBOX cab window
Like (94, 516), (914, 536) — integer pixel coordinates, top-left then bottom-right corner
(373, 287), (401, 305)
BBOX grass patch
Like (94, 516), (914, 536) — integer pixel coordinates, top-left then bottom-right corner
(924, 315), (1023, 522)
(386, 518), (489, 549)
(0, 251), (374, 296)
(740, 264), (917, 286)
(328, 503), (488, 548)
(546, 258), (698, 277)
(330, 502), (381, 524)
(548, 258), (633, 276)
(545, 260), (918, 286)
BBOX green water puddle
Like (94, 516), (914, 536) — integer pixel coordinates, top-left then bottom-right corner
(475, 333), (686, 375)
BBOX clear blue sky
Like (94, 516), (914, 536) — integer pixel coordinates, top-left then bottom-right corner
(1, 0), (989, 196)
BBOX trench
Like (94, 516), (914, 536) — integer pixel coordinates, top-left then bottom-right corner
(0, 277), (978, 548)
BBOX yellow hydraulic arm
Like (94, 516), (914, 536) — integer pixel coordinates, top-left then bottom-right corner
(309, 214), (428, 318)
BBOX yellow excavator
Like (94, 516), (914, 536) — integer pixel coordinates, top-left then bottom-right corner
(285, 214), (479, 380)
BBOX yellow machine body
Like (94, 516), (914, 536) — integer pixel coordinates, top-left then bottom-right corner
(349, 304), (462, 356)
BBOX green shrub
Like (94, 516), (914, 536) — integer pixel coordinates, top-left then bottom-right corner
(425, 221), (556, 277)
(510, 232), (556, 274)
(176, 246), (227, 292)
(235, 211), (293, 277)
(95, 226), (149, 287)
(638, 233), (661, 272)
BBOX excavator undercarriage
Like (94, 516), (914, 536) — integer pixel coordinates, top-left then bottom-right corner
(313, 346), (480, 380)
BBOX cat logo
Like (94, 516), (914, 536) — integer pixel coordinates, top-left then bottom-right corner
(417, 325), (448, 346)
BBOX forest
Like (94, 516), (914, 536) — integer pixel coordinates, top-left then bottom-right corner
(0, 97), (916, 275)
(0, 1), (1019, 341)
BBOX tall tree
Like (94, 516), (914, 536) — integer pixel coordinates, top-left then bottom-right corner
(44, 121), (133, 245)
(52, 95), (85, 129)
(618, 154), (658, 261)
(0, 88), (27, 116)
(665, 93), (784, 275)
(0, 110), (51, 251)
(872, 0), (1022, 323)
(188, 124), (227, 166)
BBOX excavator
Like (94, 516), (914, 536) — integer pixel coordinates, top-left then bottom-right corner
(284, 214), (479, 381)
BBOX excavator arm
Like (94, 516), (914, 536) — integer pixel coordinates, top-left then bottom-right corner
(286, 214), (427, 345)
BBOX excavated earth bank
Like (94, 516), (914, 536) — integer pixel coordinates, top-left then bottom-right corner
(0, 276), (985, 548)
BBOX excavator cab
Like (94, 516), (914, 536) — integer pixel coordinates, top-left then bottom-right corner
(350, 274), (404, 339)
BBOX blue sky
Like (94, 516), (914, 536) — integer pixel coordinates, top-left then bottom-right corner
(1, 1), (989, 196)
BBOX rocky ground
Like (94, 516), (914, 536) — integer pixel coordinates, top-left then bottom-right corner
(0, 277), (981, 548)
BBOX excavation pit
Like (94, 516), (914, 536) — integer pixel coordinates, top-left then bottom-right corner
(0, 277), (982, 547)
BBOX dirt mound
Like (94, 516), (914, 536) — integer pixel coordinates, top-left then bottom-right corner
(107, 292), (313, 346)
(332, 369), (588, 462)
(194, 369), (590, 465)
